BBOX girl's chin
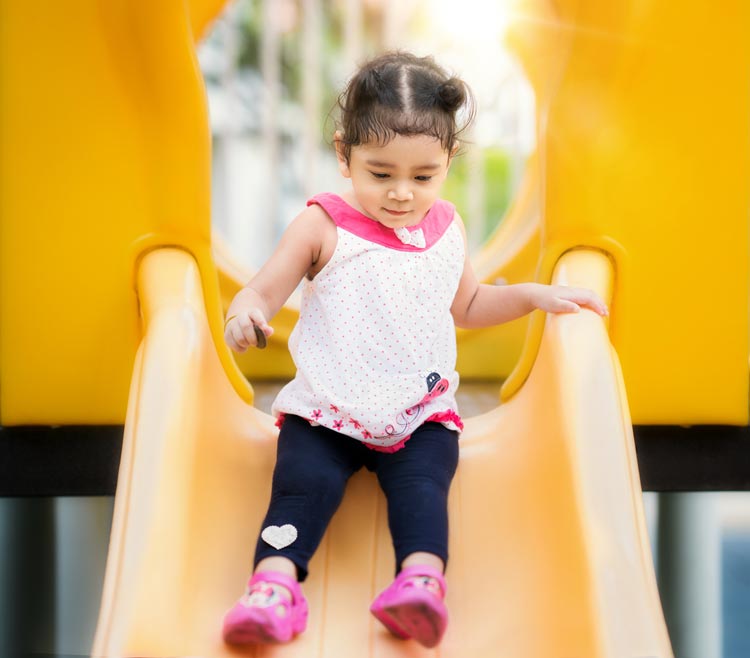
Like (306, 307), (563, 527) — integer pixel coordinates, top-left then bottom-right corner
(378, 212), (422, 228)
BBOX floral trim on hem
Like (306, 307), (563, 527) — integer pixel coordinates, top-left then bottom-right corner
(275, 411), (463, 454)
(424, 410), (464, 431)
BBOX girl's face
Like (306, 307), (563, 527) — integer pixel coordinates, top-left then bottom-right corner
(335, 133), (453, 229)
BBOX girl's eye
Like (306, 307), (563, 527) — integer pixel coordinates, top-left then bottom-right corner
(415, 176), (433, 182)
(371, 172), (390, 179)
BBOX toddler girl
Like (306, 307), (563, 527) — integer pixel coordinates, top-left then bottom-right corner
(221, 51), (608, 648)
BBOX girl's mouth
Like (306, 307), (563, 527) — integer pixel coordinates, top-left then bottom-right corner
(384, 209), (409, 216)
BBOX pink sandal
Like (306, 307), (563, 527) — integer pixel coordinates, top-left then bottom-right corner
(369, 565), (448, 648)
(222, 570), (308, 645)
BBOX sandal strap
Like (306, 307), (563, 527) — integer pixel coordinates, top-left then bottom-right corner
(248, 570), (303, 604)
(397, 565), (447, 597)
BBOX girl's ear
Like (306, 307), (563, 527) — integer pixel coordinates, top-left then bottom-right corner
(333, 131), (351, 178)
(447, 141), (460, 169)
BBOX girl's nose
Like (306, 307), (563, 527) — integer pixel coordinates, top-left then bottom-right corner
(388, 185), (414, 201)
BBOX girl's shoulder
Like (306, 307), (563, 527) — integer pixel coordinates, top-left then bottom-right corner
(273, 201), (336, 270)
(281, 200), (336, 244)
(299, 198), (336, 228)
(288, 199), (337, 279)
(306, 192), (357, 226)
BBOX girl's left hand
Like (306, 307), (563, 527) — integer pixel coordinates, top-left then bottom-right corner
(533, 284), (609, 316)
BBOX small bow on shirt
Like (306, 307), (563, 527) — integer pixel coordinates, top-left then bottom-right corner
(394, 226), (426, 248)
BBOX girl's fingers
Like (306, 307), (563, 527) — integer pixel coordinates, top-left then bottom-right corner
(223, 317), (240, 350)
(576, 292), (608, 315)
(237, 312), (271, 348)
(248, 309), (274, 336)
(223, 313), (254, 351)
(554, 298), (581, 313)
(229, 322), (249, 352)
(236, 316), (258, 347)
(557, 287), (608, 316)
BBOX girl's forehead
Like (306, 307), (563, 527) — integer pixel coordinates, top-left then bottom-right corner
(352, 135), (449, 166)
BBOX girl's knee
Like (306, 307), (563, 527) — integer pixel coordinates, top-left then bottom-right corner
(272, 454), (348, 508)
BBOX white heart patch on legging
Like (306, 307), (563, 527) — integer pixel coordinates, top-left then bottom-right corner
(261, 524), (298, 550)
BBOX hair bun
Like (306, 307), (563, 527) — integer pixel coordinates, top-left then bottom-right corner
(436, 78), (466, 112)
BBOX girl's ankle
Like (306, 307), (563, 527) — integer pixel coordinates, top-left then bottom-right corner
(404, 573), (443, 597)
(244, 577), (292, 606)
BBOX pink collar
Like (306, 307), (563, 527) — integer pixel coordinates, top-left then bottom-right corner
(307, 193), (456, 252)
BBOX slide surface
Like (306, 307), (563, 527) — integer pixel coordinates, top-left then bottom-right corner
(93, 247), (672, 658)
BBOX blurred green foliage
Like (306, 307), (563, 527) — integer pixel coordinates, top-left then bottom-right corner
(443, 147), (512, 240)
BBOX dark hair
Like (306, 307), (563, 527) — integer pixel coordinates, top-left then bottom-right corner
(335, 51), (475, 163)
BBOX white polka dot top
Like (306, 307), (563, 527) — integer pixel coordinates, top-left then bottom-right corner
(272, 193), (465, 452)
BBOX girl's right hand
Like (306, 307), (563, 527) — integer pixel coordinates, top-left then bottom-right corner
(224, 309), (274, 353)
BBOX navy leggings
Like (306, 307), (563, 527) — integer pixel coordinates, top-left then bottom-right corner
(254, 414), (459, 582)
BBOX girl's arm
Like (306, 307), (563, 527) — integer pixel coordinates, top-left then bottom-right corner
(224, 204), (332, 352)
(450, 213), (608, 329)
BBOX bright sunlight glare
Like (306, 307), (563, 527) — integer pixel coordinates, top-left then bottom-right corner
(430, 0), (513, 45)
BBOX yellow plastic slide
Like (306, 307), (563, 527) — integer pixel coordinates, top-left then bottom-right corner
(92, 247), (671, 658)
(3, 1), (700, 655)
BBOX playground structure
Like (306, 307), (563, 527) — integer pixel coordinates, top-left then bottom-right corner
(1, 0), (749, 657)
